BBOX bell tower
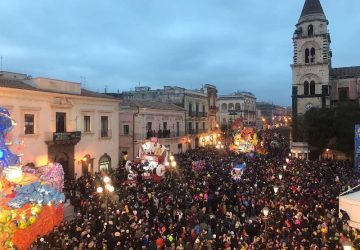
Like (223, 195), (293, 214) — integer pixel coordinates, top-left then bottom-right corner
(291, 0), (332, 142)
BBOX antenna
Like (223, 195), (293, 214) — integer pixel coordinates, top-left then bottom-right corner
(105, 85), (108, 93)
(1, 56), (2, 71)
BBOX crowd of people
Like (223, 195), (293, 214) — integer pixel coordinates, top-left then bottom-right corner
(29, 130), (360, 249)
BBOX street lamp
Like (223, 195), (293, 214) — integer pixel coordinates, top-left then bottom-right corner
(283, 165), (287, 171)
(279, 174), (283, 180)
(273, 185), (279, 194)
(285, 158), (289, 164)
(103, 176), (110, 184)
(97, 176), (114, 222)
(261, 206), (270, 239)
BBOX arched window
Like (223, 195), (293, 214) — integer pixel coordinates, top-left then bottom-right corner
(310, 81), (316, 95)
(235, 103), (241, 111)
(308, 24), (314, 36)
(221, 103), (227, 112)
(310, 48), (315, 63)
(228, 103), (234, 111)
(305, 49), (310, 63)
(99, 154), (111, 172)
(304, 81), (309, 95)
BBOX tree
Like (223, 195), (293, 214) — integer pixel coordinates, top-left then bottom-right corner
(301, 102), (360, 156)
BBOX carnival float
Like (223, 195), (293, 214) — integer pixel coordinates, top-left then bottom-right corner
(0, 108), (65, 250)
(125, 137), (169, 183)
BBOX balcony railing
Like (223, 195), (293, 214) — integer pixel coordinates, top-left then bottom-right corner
(135, 131), (186, 140)
(188, 111), (207, 117)
(188, 129), (208, 135)
(99, 129), (112, 139)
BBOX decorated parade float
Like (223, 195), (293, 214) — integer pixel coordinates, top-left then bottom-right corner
(0, 108), (65, 250)
(125, 137), (169, 183)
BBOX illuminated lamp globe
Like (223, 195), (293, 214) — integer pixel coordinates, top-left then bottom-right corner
(171, 161), (177, 167)
(97, 187), (103, 193)
(103, 176), (110, 184)
(261, 207), (270, 217)
(273, 185), (279, 194)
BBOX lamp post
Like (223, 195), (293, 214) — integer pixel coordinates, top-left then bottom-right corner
(273, 185), (279, 195)
(283, 165), (287, 171)
(278, 174), (283, 180)
(261, 206), (270, 239)
(97, 176), (114, 223)
(168, 155), (177, 179)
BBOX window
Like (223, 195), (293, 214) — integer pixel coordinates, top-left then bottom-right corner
(310, 48), (315, 63)
(178, 143), (182, 153)
(202, 122), (206, 130)
(123, 124), (129, 135)
(189, 122), (192, 133)
(24, 114), (34, 134)
(99, 154), (111, 172)
(305, 49), (310, 63)
(310, 81), (316, 95)
(163, 122), (167, 131)
(304, 81), (309, 95)
(56, 112), (66, 132)
(308, 24), (314, 36)
(176, 122), (180, 136)
(189, 103), (192, 114)
(147, 122), (152, 131)
(196, 122), (199, 133)
(84, 116), (91, 132)
(221, 103), (227, 112)
(196, 103), (199, 115)
(101, 116), (109, 137)
(339, 87), (349, 101)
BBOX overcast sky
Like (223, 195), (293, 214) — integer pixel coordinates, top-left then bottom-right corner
(1, 1), (359, 106)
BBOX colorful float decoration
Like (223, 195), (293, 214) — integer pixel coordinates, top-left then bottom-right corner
(125, 137), (169, 182)
(229, 128), (267, 155)
(0, 107), (65, 250)
(232, 161), (246, 181)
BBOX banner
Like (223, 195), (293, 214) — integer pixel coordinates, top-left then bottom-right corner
(355, 125), (360, 173)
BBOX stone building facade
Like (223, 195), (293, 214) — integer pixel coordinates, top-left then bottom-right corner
(216, 91), (256, 128)
(0, 71), (119, 179)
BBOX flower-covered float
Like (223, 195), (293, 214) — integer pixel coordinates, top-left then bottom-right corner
(0, 107), (65, 250)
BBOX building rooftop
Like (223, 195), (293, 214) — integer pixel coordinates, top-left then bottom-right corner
(0, 78), (117, 100)
(298, 0), (327, 24)
(121, 99), (185, 112)
(330, 66), (360, 79)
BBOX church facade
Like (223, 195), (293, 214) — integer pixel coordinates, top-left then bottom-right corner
(291, 0), (360, 158)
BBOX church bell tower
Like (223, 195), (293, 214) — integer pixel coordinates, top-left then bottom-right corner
(291, 0), (332, 141)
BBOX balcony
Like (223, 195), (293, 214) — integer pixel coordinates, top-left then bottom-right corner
(188, 129), (208, 135)
(99, 129), (112, 139)
(135, 130), (186, 140)
(46, 131), (81, 145)
(188, 111), (207, 117)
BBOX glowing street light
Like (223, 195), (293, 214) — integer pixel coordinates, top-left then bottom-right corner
(96, 187), (103, 193)
(103, 176), (110, 184)
(279, 174), (283, 180)
(171, 161), (177, 167)
(169, 155), (175, 161)
(261, 207), (270, 217)
(273, 185), (279, 194)
(283, 165), (287, 170)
